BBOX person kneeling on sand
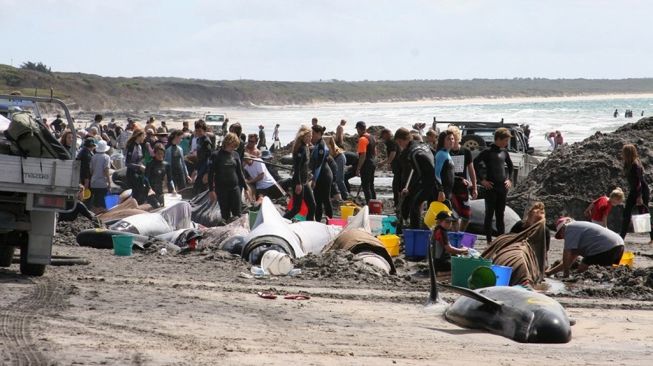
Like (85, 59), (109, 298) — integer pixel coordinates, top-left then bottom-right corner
(431, 211), (468, 272)
(243, 152), (284, 201)
(546, 218), (625, 278)
(584, 188), (624, 227)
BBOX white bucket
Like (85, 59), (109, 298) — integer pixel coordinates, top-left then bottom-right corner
(260, 250), (294, 275)
(632, 213), (651, 233)
(354, 252), (391, 274)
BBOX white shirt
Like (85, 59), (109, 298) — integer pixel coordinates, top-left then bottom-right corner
(243, 160), (276, 190)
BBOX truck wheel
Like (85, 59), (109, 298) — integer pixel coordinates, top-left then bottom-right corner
(461, 135), (487, 151)
(0, 246), (15, 267)
(19, 247), (46, 276)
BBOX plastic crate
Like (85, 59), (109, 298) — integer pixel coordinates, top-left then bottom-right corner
(403, 229), (431, 258)
(381, 216), (398, 234)
(447, 232), (477, 249)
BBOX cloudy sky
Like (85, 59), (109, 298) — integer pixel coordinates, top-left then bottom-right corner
(2, 0), (651, 81)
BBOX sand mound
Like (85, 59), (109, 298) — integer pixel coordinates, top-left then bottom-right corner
(571, 265), (653, 301)
(54, 217), (97, 246)
(508, 116), (653, 229)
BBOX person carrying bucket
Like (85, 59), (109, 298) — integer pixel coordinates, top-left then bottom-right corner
(431, 211), (468, 272)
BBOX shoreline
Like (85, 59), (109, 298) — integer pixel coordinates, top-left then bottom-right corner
(172, 92), (653, 111)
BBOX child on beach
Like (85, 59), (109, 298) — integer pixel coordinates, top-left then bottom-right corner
(431, 211), (468, 272)
(584, 188), (624, 227)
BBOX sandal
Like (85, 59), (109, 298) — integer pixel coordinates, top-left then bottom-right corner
(257, 291), (277, 300)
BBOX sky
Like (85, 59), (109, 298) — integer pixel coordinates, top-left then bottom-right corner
(2, 0), (652, 81)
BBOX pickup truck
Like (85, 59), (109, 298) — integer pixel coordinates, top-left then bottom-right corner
(204, 113), (227, 146)
(0, 95), (80, 276)
(433, 118), (540, 186)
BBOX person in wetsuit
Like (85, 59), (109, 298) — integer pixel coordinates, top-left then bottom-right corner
(165, 129), (191, 193)
(473, 127), (513, 243)
(284, 126), (316, 221)
(435, 130), (455, 204)
(354, 121), (377, 203)
(192, 120), (214, 195)
(125, 130), (148, 204)
(208, 133), (248, 222)
(310, 125), (333, 222)
(145, 143), (168, 208)
(395, 127), (440, 229)
(619, 144), (653, 243)
(379, 129), (400, 209)
(448, 125), (478, 232)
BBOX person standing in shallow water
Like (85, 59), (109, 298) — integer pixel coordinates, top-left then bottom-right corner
(474, 127), (513, 244)
(619, 144), (653, 244)
(284, 126), (316, 221)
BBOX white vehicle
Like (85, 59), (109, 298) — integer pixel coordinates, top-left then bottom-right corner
(0, 95), (80, 276)
(204, 113), (227, 146)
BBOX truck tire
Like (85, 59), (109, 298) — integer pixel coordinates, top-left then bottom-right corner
(461, 135), (487, 151)
(0, 246), (14, 267)
(20, 246), (46, 277)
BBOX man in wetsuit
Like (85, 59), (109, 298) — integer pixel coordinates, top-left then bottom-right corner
(354, 121), (376, 203)
(380, 129), (400, 209)
(395, 127), (440, 229)
(474, 127), (513, 243)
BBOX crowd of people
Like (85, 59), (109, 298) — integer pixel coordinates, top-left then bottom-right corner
(46, 112), (646, 278)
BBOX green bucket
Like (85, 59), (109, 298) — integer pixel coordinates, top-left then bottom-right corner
(112, 235), (133, 256)
(451, 256), (493, 288)
(468, 266), (497, 289)
(248, 210), (259, 229)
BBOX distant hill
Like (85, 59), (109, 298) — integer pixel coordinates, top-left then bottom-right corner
(2, 64), (653, 111)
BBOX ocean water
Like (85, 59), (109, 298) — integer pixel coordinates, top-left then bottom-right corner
(188, 95), (653, 149)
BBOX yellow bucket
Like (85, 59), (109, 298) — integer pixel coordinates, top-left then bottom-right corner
(82, 188), (92, 200)
(377, 234), (400, 257)
(340, 205), (358, 220)
(423, 201), (452, 229)
(619, 251), (635, 268)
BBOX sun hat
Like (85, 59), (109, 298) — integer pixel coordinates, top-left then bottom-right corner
(95, 140), (110, 153)
(555, 217), (573, 239)
(436, 210), (457, 221)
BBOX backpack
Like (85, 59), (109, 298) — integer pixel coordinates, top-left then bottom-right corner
(4, 111), (71, 160)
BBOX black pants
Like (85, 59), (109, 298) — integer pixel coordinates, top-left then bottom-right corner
(283, 183), (316, 221)
(484, 188), (507, 242)
(193, 165), (208, 195)
(620, 188), (653, 239)
(90, 188), (107, 209)
(59, 202), (95, 222)
(344, 167), (355, 193)
(216, 186), (242, 221)
(127, 170), (148, 205)
(314, 168), (333, 222)
(360, 160), (376, 203)
(402, 188), (435, 229)
(391, 172), (400, 209)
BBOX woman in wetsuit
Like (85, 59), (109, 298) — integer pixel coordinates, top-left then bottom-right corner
(126, 130), (148, 204)
(165, 129), (191, 193)
(208, 133), (248, 222)
(619, 144), (653, 243)
(284, 126), (316, 221)
(310, 125), (333, 222)
(435, 130), (455, 204)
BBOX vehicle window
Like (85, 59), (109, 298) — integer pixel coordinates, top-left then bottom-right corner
(514, 132), (525, 151)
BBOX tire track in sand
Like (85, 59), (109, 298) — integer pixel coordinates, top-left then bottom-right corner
(0, 278), (65, 366)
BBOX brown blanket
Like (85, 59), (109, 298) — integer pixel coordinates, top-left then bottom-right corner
(481, 219), (549, 286)
(323, 228), (396, 274)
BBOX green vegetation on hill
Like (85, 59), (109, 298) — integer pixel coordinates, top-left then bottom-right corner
(2, 64), (653, 111)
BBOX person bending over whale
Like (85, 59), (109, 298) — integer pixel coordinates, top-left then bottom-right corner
(546, 218), (624, 277)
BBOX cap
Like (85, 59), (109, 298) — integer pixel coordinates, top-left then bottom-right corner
(355, 121), (366, 129)
(436, 210), (457, 221)
(83, 138), (96, 148)
(261, 150), (272, 160)
(555, 217), (573, 239)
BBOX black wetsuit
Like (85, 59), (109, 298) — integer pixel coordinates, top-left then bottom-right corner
(146, 159), (167, 208)
(344, 151), (359, 193)
(620, 163), (653, 240)
(358, 133), (377, 202)
(385, 139), (401, 208)
(76, 147), (93, 187)
(193, 134), (214, 195)
(400, 140), (439, 229)
(474, 143), (513, 241)
(208, 149), (246, 221)
(310, 138), (333, 221)
(284, 144), (316, 221)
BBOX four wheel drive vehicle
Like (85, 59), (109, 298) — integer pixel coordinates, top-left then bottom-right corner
(434, 118), (540, 186)
(204, 113), (227, 146)
(0, 95), (80, 276)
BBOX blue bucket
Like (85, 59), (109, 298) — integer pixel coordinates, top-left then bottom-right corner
(112, 235), (133, 256)
(105, 194), (120, 209)
(491, 264), (513, 286)
(403, 229), (431, 258)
